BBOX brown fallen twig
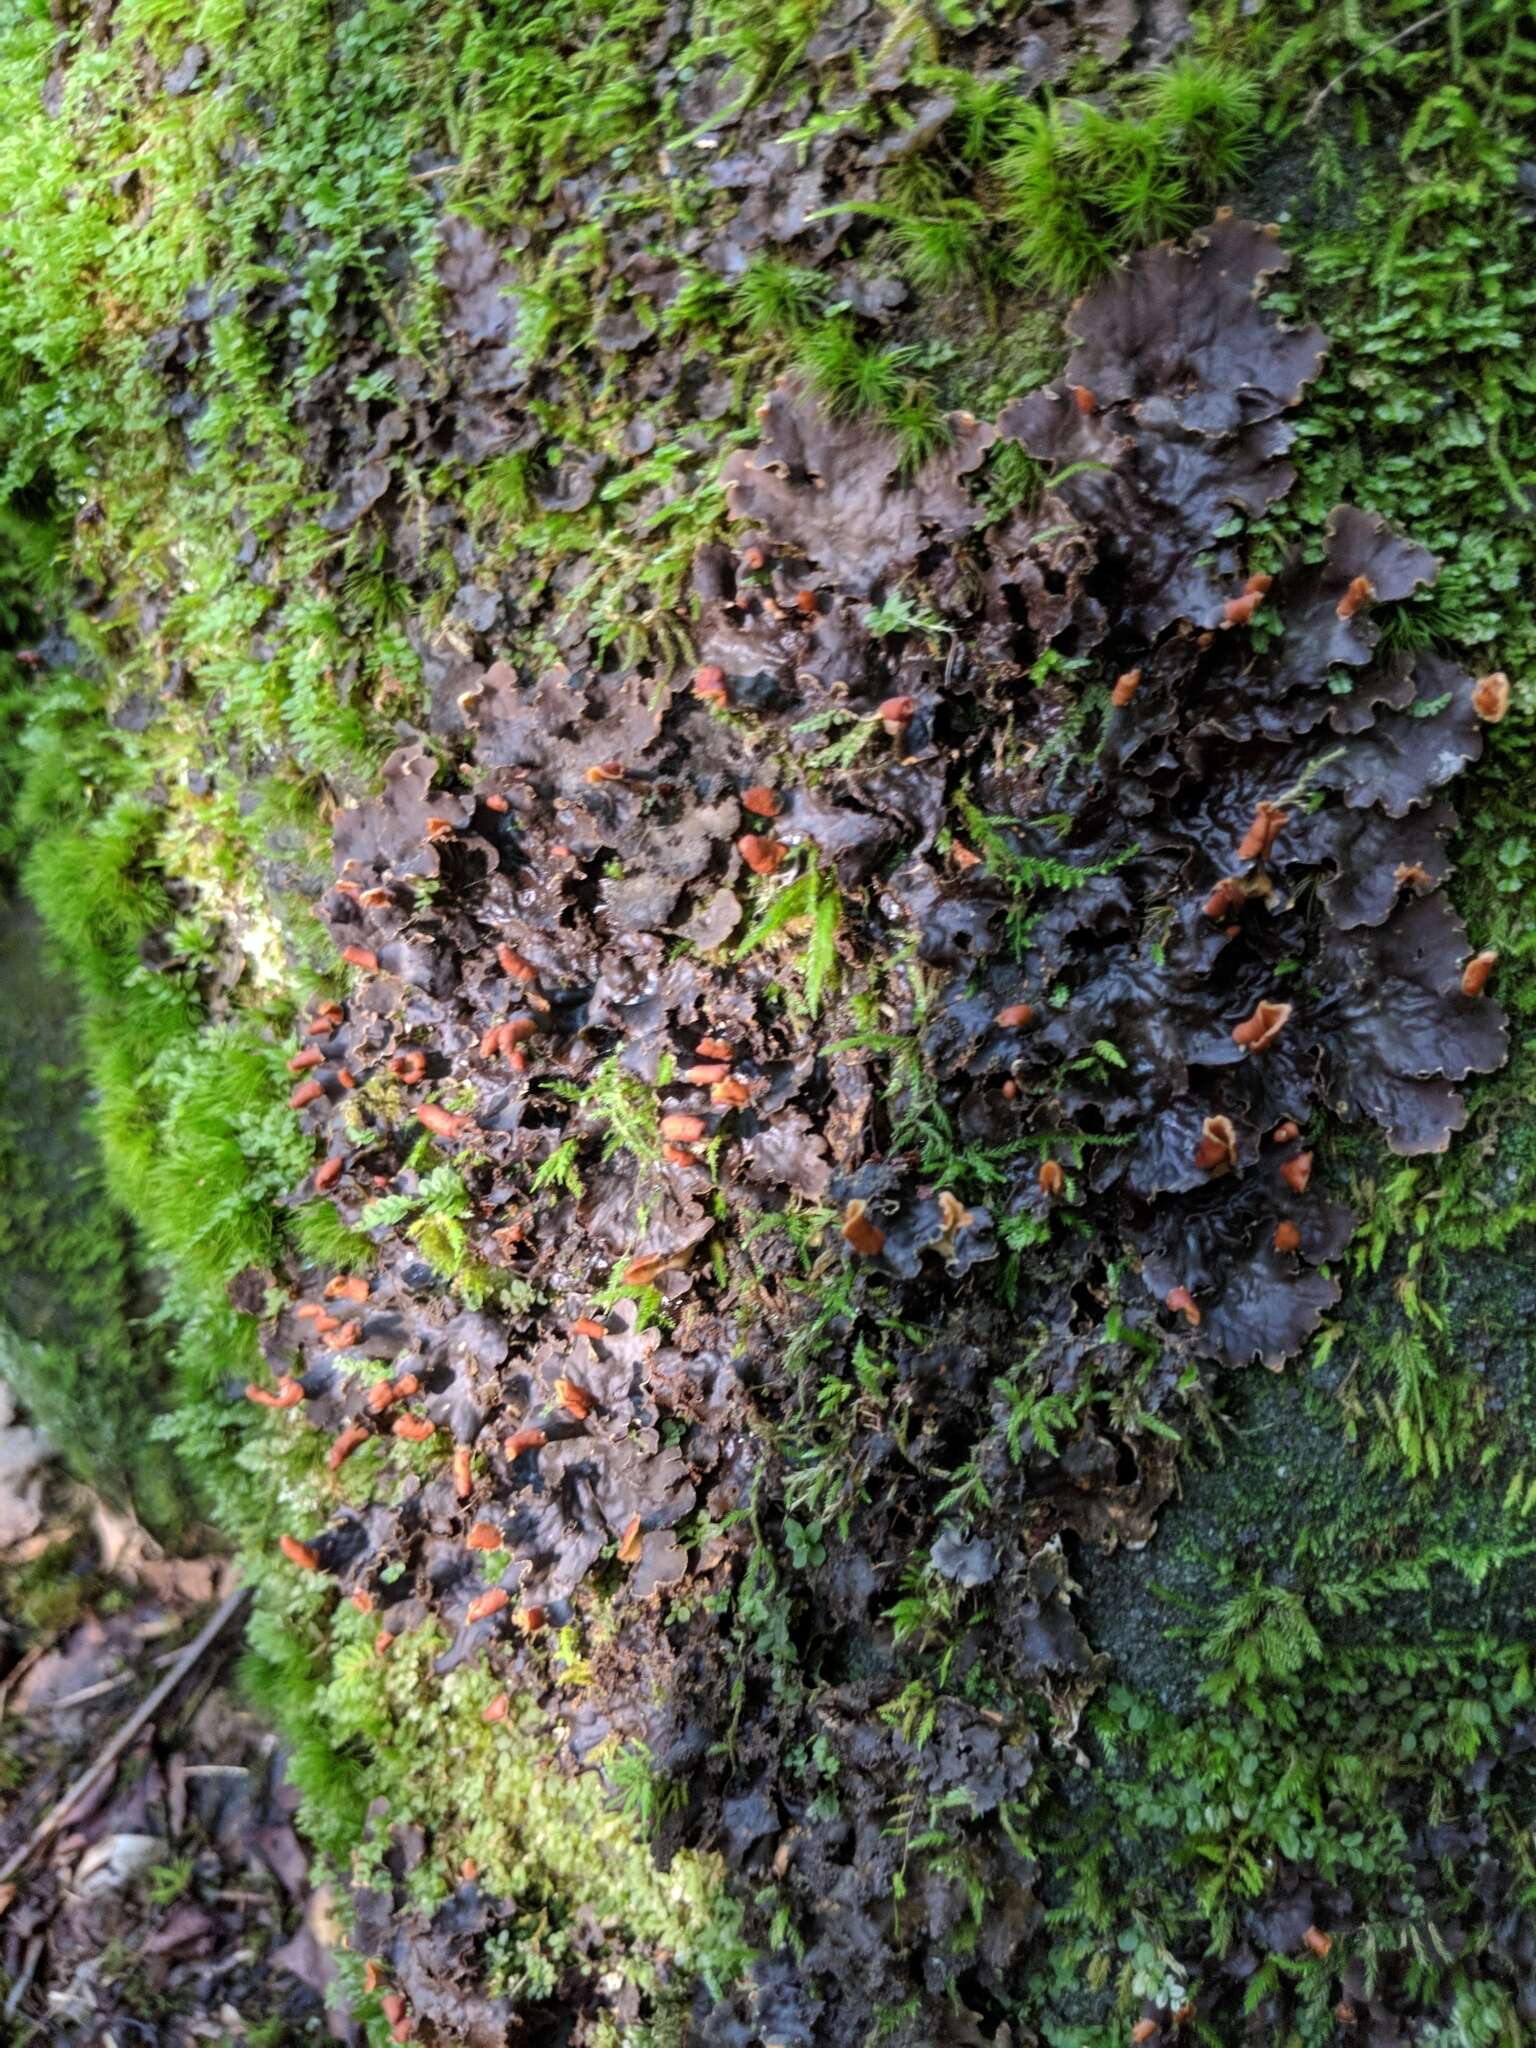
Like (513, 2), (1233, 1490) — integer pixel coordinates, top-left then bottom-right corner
(0, 1583), (252, 1892)
(36, 1672), (136, 1714)
(1, 1933), (43, 2019)
(0, 1634), (59, 1721)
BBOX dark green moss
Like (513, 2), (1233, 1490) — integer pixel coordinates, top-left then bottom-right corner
(0, 892), (185, 1532)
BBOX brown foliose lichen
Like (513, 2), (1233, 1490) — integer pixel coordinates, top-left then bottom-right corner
(242, 218), (1505, 2042)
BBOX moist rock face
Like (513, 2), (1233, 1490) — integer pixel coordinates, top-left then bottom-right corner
(247, 220), (1506, 2042)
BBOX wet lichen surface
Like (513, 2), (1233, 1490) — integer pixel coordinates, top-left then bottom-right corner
(3, 2), (1536, 2044)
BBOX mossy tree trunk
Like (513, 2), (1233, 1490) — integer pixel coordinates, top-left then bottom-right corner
(2, 3), (1536, 2044)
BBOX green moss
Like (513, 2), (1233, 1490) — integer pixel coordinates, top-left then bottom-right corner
(0, 894), (186, 1531)
(0, 1533), (102, 1636)
(1031, 1633), (1536, 2038)
(289, 1200), (378, 1273)
(993, 57), (1260, 295)
(243, 1573), (753, 2034)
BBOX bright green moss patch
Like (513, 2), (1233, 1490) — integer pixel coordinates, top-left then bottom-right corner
(244, 1572), (752, 2036)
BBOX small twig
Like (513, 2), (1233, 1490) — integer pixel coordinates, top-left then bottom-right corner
(1302, 5), (1452, 123)
(0, 1585), (251, 1890)
(0, 1635), (59, 1722)
(202, 1945), (258, 1981)
(38, 1672), (135, 1713)
(2, 1934), (43, 2017)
